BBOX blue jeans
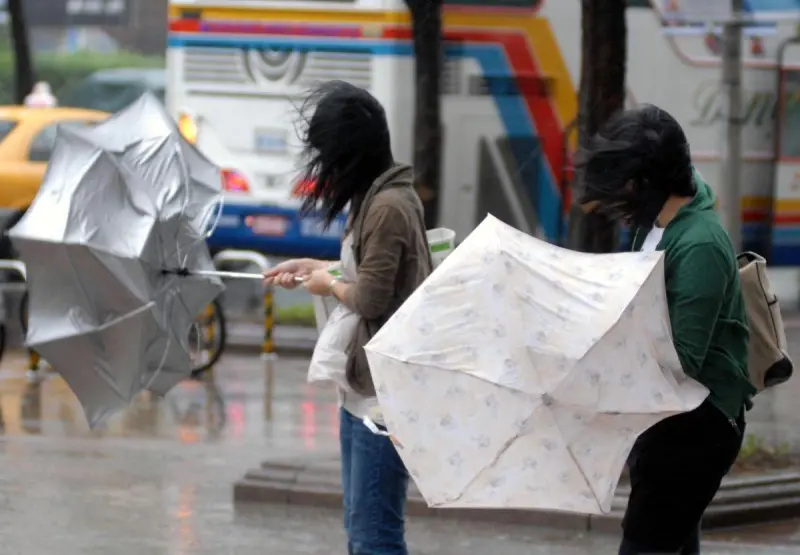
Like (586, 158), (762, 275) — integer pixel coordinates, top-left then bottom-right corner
(339, 407), (409, 555)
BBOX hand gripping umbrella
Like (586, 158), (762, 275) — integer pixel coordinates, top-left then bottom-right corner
(8, 93), (235, 427)
(364, 215), (709, 515)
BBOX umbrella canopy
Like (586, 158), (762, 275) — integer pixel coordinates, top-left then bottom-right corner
(364, 215), (709, 515)
(10, 93), (223, 427)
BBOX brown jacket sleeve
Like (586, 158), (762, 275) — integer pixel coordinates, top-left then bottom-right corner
(342, 201), (410, 320)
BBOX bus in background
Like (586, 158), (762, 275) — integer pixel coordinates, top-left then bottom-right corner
(617, 0), (800, 305)
(166, 0), (564, 260)
(167, 0), (800, 304)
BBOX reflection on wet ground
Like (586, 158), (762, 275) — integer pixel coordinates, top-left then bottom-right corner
(0, 350), (340, 455)
(0, 350), (797, 552)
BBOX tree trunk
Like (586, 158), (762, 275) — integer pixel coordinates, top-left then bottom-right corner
(405, 0), (444, 229)
(8, 0), (34, 104)
(569, 0), (627, 253)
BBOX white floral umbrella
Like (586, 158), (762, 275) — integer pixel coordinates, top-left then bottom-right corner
(364, 215), (709, 515)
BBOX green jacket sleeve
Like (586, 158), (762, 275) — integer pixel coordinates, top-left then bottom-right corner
(666, 242), (729, 378)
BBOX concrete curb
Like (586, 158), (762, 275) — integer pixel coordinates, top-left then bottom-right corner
(233, 457), (800, 531)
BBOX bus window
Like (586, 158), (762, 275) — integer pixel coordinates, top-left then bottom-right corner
(779, 69), (800, 159)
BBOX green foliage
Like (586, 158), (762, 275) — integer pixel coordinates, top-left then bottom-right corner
(738, 434), (790, 461)
(733, 433), (796, 474)
(0, 50), (164, 105)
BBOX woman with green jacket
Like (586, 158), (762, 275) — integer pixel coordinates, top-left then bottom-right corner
(577, 104), (756, 554)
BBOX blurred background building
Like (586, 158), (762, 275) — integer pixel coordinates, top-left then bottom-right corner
(5, 0), (166, 55)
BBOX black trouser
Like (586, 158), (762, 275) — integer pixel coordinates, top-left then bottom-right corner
(619, 400), (745, 554)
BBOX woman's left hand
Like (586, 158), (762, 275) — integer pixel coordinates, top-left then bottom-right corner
(303, 269), (336, 296)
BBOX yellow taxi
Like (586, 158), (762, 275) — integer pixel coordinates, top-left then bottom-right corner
(0, 106), (109, 258)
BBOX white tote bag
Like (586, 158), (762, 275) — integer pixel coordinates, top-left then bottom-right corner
(308, 302), (359, 390)
(308, 251), (357, 388)
(308, 229), (456, 387)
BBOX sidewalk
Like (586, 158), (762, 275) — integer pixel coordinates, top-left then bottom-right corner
(234, 454), (800, 532)
(233, 321), (800, 531)
(0, 348), (791, 553)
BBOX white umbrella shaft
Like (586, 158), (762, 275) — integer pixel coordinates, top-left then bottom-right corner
(190, 271), (306, 284)
(193, 270), (264, 280)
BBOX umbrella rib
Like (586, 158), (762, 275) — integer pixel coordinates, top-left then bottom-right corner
(94, 301), (156, 331)
(29, 302), (156, 344)
(90, 303), (158, 401)
(86, 248), (156, 305)
(62, 243), (105, 324)
(90, 361), (135, 402)
(141, 326), (185, 390)
(372, 351), (677, 415)
(538, 403), (679, 415)
(546, 405), (606, 510)
(442, 413), (533, 506)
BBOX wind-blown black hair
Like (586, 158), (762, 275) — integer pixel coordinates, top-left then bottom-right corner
(575, 104), (695, 227)
(295, 80), (394, 227)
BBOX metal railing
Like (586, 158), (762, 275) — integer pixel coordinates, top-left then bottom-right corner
(211, 249), (277, 420)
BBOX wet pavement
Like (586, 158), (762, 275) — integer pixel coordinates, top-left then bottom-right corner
(0, 351), (340, 450)
(0, 351), (795, 552)
(707, 519), (800, 548)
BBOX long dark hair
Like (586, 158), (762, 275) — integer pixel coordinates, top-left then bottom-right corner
(295, 80), (394, 227)
(575, 104), (695, 227)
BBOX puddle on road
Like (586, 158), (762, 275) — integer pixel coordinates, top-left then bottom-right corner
(0, 351), (339, 454)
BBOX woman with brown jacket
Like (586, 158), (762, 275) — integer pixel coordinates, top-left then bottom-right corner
(264, 81), (431, 555)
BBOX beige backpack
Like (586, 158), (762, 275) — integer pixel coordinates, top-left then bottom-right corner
(738, 252), (794, 391)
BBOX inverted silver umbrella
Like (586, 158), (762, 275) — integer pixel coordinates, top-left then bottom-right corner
(9, 93), (227, 427)
(77, 93), (229, 394)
